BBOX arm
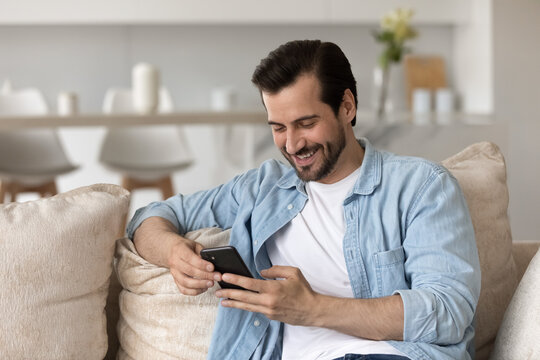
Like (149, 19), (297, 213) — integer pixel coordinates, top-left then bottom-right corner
(127, 161), (289, 295)
(127, 174), (247, 295)
(396, 168), (481, 344)
(215, 266), (404, 341)
(133, 216), (221, 295)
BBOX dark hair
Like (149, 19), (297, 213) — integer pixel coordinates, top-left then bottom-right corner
(251, 40), (357, 126)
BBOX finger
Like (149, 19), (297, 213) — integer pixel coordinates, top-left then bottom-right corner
(260, 265), (299, 279)
(220, 298), (270, 316)
(182, 245), (215, 273)
(179, 261), (221, 281)
(177, 285), (208, 296)
(215, 287), (261, 303)
(194, 242), (205, 256)
(222, 273), (263, 292)
(172, 259), (217, 281)
(173, 277), (209, 296)
(170, 267), (215, 289)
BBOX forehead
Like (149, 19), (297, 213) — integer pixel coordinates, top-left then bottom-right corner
(262, 74), (325, 121)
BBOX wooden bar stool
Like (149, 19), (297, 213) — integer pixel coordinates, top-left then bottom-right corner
(0, 87), (77, 204)
(0, 180), (57, 203)
(121, 176), (174, 200)
(99, 88), (194, 231)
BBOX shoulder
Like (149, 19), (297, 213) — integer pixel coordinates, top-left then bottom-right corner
(380, 150), (454, 183)
(231, 159), (294, 194)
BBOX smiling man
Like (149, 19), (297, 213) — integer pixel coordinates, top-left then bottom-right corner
(128, 40), (481, 360)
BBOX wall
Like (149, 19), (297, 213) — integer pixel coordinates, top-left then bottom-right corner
(0, 24), (453, 217)
(0, 25), (453, 112)
(493, 0), (540, 240)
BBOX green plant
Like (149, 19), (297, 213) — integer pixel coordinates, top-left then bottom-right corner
(372, 8), (417, 119)
(373, 8), (418, 69)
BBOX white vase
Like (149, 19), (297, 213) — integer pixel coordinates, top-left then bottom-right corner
(132, 63), (160, 114)
(371, 66), (394, 120)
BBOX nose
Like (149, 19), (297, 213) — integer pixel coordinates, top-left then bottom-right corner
(285, 128), (305, 155)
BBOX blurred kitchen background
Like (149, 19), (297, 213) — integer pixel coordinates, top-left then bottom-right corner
(0, 0), (538, 240)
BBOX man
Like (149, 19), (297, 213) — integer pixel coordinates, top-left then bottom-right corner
(128, 40), (481, 360)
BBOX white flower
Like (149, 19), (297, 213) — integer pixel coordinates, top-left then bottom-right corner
(381, 8), (415, 43)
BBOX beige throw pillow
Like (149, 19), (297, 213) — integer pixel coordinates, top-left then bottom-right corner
(116, 227), (230, 360)
(442, 142), (516, 360)
(0, 184), (130, 359)
(491, 248), (540, 359)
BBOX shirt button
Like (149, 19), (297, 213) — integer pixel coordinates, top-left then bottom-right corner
(254, 240), (258, 246)
(287, 204), (293, 210)
(254, 319), (261, 327)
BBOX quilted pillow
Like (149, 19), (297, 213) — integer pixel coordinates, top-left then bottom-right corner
(442, 142), (516, 359)
(116, 227), (230, 360)
(0, 184), (130, 359)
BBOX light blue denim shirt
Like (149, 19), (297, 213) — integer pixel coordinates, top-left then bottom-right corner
(127, 138), (481, 360)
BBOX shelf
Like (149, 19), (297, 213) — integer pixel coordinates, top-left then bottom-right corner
(0, 110), (495, 130)
(355, 110), (495, 126)
(0, 111), (268, 130)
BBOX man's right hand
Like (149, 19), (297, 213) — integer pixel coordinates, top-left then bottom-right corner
(167, 235), (222, 295)
(132, 217), (221, 296)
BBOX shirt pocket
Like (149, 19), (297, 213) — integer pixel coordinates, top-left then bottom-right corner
(373, 246), (409, 297)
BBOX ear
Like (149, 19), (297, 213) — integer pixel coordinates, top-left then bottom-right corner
(340, 89), (356, 125)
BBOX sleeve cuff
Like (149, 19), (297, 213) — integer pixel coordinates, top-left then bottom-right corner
(126, 202), (181, 239)
(394, 288), (438, 343)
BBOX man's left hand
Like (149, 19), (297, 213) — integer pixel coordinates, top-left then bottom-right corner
(215, 265), (318, 326)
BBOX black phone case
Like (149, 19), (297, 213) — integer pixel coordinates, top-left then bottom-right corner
(200, 246), (254, 290)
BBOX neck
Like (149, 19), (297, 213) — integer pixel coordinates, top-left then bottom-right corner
(318, 130), (364, 184)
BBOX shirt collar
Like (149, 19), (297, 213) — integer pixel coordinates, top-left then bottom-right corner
(276, 167), (305, 193)
(352, 137), (382, 195)
(275, 137), (382, 196)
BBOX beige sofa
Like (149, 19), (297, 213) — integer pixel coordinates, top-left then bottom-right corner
(103, 237), (540, 360)
(1, 142), (540, 359)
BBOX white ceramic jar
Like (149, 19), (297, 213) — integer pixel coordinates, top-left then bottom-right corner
(132, 63), (160, 114)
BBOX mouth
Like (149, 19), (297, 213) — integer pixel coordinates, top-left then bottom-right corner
(291, 147), (319, 167)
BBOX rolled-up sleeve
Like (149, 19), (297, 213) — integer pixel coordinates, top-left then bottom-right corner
(394, 168), (481, 345)
(126, 171), (249, 239)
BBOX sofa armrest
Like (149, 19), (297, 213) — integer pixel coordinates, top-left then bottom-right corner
(512, 240), (540, 282)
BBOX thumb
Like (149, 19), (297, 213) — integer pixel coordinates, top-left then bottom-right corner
(260, 265), (299, 279)
(194, 242), (205, 256)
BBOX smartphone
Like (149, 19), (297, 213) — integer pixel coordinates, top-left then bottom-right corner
(200, 245), (254, 290)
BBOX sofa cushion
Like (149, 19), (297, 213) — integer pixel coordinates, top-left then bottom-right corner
(0, 184), (130, 359)
(491, 248), (540, 359)
(441, 141), (516, 360)
(115, 227), (230, 360)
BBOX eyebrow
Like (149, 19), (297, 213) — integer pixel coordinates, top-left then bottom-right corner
(267, 114), (319, 126)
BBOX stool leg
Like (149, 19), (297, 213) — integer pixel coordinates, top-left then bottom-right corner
(38, 181), (58, 198)
(159, 176), (174, 199)
(121, 176), (134, 193)
(10, 182), (20, 203)
(46, 181), (58, 197)
(0, 181), (6, 204)
(120, 176), (134, 238)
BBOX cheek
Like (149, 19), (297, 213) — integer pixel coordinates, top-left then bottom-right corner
(272, 132), (285, 148)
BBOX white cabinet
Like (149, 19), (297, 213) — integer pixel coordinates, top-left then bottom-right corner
(0, 0), (470, 25)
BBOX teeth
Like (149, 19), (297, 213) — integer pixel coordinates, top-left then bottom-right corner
(298, 151), (315, 159)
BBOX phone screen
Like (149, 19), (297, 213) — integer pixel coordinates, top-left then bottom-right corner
(200, 246), (254, 290)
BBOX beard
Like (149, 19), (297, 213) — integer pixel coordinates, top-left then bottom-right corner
(281, 124), (346, 182)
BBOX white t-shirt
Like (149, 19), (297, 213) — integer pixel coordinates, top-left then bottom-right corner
(266, 166), (406, 360)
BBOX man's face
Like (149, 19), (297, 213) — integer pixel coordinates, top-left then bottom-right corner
(263, 74), (347, 184)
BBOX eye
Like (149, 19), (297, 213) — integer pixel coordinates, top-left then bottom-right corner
(271, 125), (286, 133)
(299, 121), (315, 128)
